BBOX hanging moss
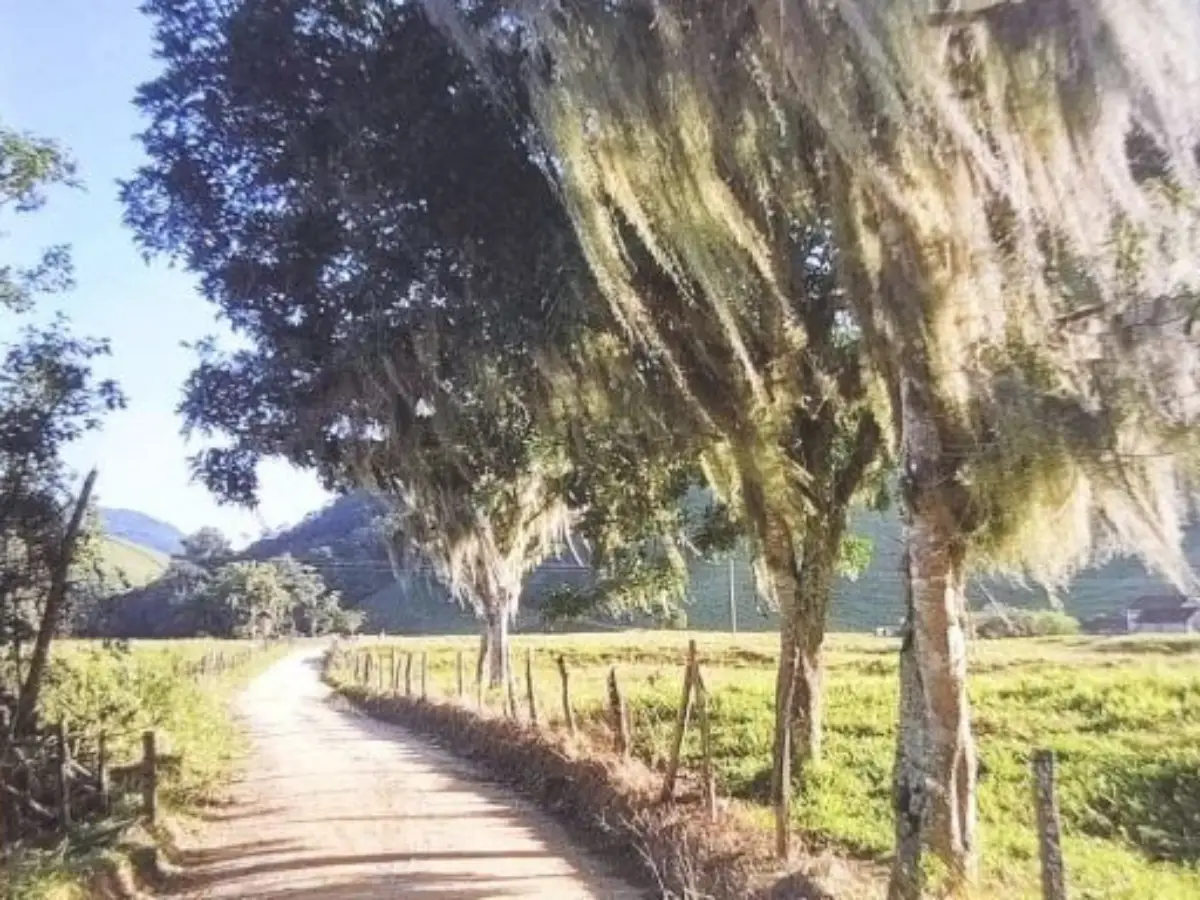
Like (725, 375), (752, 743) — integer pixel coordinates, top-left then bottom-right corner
(428, 0), (1200, 589)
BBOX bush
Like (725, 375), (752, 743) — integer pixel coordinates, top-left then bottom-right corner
(975, 607), (1080, 639)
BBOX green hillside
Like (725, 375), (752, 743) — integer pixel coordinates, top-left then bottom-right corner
(96, 535), (169, 589)
(229, 491), (1200, 634)
(683, 511), (1200, 632)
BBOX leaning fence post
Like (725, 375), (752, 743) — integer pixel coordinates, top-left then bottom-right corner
(456, 650), (465, 700)
(525, 649), (539, 726)
(1033, 749), (1068, 900)
(607, 667), (630, 758)
(695, 667), (717, 820)
(55, 720), (71, 829)
(420, 651), (428, 700)
(97, 731), (110, 815)
(142, 730), (158, 825)
(661, 640), (698, 802)
(405, 653), (414, 697)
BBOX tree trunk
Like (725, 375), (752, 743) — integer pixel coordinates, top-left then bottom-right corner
(482, 608), (510, 689)
(908, 492), (977, 892)
(890, 380), (978, 896)
(790, 526), (841, 772)
(762, 514), (801, 846)
(889, 548), (926, 900)
(14, 469), (97, 736)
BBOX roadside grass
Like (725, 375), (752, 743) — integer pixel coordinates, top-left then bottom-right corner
(2, 638), (290, 900)
(337, 631), (1200, 900)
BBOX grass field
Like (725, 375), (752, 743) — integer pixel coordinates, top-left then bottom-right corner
(96, 535), (169, 588)
(3, 638), (288, 900)
(335, 631), (1200, 900)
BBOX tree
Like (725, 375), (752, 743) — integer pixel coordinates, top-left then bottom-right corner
(1, 123), (76, 312)
(268, 554), (343, 636)
(99, 558), (212, 637)
(430, 0), (1200, 891)
(193, 560), (290, 639)
(0, 127), (123, 732)
(121, 0), (681, 690)
(425, 1), (889, 853)
(179, 526), (233, 567)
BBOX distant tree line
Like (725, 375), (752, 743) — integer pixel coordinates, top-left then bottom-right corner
(87, 527), (362, 639)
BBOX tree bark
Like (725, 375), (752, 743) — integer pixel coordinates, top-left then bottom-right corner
(908, 493), (977, 892)
(14, 469), (97, 736)
(481, 607), (510, 689)
(889, 548), (926, 900)
(762, 513), (801, 846)
(790, 526), (841, 772)
(889, 380), (978, 896)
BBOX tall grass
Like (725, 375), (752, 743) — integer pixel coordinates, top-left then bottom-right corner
(336, 632), (1200, 900)
(2, 639), (288, 900)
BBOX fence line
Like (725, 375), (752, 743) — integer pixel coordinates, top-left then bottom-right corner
(341, 642), (1070, 900)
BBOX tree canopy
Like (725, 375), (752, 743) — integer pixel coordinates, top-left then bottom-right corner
(424, 0), (1200, 890)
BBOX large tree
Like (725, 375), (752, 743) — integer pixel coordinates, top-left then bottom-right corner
(424, 0), (889, 854)
(123, 0), (611, 687)
(429, 0), (1200, 892)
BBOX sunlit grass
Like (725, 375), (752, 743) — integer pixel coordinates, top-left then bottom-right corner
(2, 638), (289, 899)
(338, 631), (1200, 900)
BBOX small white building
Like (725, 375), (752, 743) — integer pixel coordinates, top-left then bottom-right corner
(1125, 595), (1200, 634)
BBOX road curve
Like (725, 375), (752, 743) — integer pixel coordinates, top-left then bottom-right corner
(168, 648), (645, 900)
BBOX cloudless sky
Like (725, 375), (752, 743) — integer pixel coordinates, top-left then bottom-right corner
(0, 0), (331, 545)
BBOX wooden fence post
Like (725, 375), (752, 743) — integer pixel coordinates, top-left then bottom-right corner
(525, 649), (539, 726)
(405, 653), (413, 697)
(97, 731), (110, 815)
(55, 720), (71, 829)
(506, 670), (518, 720)
(695, 667), (717, 820)
(556, 655), (576, 736)
(661, 640), (698, 802)
(142, 730), (158, 825)
(391, 649), (400, 693)
(364, 653), (373, 689)
(456, 650), (465, 700)
(1033, 749), (1068, 900)
(607, 667), (630, 758)
(420, 652), (428, 700)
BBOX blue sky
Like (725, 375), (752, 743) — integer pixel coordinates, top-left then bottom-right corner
(0, 0), (331, 545)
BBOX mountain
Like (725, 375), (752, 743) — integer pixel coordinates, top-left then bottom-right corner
(234, 492), (1200, 634)
(99, 508), (186, 557)
(685, 511), (1200, 632)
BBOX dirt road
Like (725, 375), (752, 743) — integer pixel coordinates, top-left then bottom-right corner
(168, 648), (645, 900)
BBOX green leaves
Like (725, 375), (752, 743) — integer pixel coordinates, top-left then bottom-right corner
(1, 124), (78, 312)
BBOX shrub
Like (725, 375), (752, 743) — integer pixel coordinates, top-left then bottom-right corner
(975, 607), (1080, 639)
